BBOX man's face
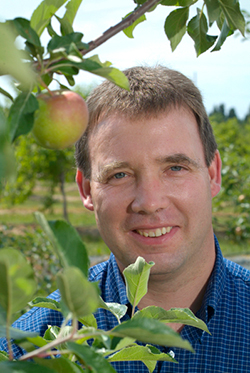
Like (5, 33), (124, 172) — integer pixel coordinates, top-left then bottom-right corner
(77, 107), (221, 278)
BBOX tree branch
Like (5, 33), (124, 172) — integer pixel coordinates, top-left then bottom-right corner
(82, 0), (161, 56)
(35, 0), (161, 72)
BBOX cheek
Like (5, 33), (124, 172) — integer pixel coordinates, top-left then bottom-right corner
(93, 188), (123, 226)
(172, 176), (212, 211)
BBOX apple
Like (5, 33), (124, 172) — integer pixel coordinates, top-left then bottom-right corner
(32, 90), (89, 150)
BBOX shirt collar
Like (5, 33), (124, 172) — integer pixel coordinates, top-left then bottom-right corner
(196, 235), (226, 323)
(107, 253), (129, 305)
(108, 235), (226, 323)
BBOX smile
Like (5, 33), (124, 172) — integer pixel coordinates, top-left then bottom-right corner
(136, 227), (173, 237)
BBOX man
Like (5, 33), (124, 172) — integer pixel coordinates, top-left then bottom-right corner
(1, 66), (250, 371)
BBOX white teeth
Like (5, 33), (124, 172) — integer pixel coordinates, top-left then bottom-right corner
(149, 231), (156, 237)
(155, 228), (162, 237)
(162, 227), (167, 235)
(137, 227), (172, 238)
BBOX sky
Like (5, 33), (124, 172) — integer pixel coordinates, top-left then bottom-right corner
(1, 0), (250, 118)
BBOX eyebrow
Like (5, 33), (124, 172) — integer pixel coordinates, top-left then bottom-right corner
(95, 153), (201, 183)
(95, 161), (130, 183)
(156, 153), (201, 169)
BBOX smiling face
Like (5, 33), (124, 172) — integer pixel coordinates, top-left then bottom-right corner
(77, 107), (221, 278)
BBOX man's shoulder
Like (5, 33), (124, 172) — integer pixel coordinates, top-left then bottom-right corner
(88, 257), (110, 282)
(223, 257), (250, 287)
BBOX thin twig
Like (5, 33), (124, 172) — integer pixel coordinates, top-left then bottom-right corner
(18, 330), (105, 361)
(81, 0), (161, 56)
(34, 0), (161, 72)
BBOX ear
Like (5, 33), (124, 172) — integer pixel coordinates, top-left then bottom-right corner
(76, 169), (94, 211)
(208, 150), (222, 198)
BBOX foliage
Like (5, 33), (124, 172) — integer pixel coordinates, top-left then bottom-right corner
(0, 0), (247, 219)
(1, 133), (76, 220)
(211, 115), (250, 240)
(0, 82), (93, 219)
(0, 224), (59, 299)
(0, 213), (209, 372)
(0, 0), (247, 161)
(0, 0), (248, 370)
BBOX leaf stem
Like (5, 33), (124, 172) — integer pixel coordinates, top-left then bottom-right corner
(34, 0), (161, 72)
(18, 330), (107, 361)
(37, 76), (54, 96)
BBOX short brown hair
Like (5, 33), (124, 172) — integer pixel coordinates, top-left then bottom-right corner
(75, 65), (217, 179)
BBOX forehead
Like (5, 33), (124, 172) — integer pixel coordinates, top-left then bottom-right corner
(88, 107), (205, 165)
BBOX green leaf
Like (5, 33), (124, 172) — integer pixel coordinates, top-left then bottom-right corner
(8, 91), (38, 142)
(98, 297), (127, 322)
(179, 0), (197, 5)
(78, 314), (97, 328)
(28, 297), (61, 312)
(0, 304), (7, 325)
(212, 18), (232, 51)
(0, 23), (36, 88)
(63, 55), (130, 90)
(17, 335), (48, 353)
(90, 66), (130, 90)
(48, 32), (88, 56)
(0, 248), (36, 315)
(111, 318), (194, 351)
(57, 267), (100, 318)
(67, 342), (117, 373)
(59, 0), (83, 35)
(161, 0), (197, 5)
(160, 0), (179, 5)
(0, 110), (16, 182)
(35, 212), (89, 277)
(50, 61), (79, 76)
(50, 54), (130, 90)
(133, 306), (210, 333)
(105, 303), (128, 321)
(187, 9), (217, 55)
(164, 7), (189, 51)
(108, 344), (177, 372)
(0, 88), (13, 102)
(204, 0), (221, 24)
(44, 325), (60, 341)
(123, 13), (147, 38)
(12, 18), (42, 50)
(218, 0), (245, 35)
(26, 335), (48, 348)
(0, 361), (57, 373)
(0, 350), (9, 362)
(0, 326), (37, 339)
(123, 257), (154, 311)
(110, 336), (136, 352)
(35, 356), (84, 373)
(30, 0), (68, 36)
(64, 73), (76, 86)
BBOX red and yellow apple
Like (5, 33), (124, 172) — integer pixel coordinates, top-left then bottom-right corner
(32, 90), (89, 150)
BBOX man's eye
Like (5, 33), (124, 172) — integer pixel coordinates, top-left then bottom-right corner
(113, 172), (126, 179)
(170, 166), (183, 171)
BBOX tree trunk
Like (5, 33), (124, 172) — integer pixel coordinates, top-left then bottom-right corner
(59, 171), (69, 222)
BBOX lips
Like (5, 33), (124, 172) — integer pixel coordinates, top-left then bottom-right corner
(136, 226), (173, 238)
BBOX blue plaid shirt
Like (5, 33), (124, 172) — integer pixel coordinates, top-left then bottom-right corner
(1, 236), (250, 372)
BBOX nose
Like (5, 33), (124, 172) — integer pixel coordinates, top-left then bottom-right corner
(130, 176), (169, 215)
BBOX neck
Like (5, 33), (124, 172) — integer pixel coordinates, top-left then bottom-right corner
(138, 247), (216, 316)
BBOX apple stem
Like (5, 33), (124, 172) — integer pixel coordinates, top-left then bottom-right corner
(38, 77), (54, 96)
